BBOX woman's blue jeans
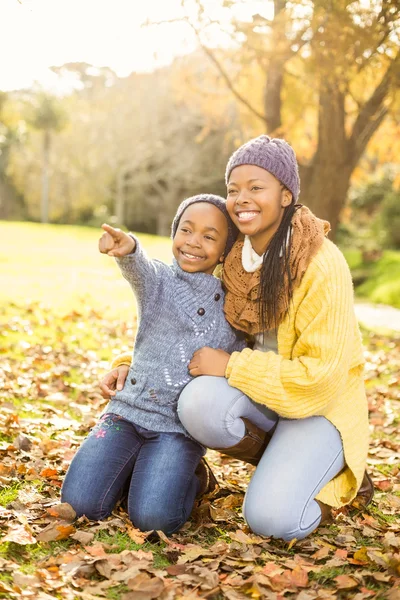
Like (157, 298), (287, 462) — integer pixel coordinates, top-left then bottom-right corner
(61, 414), (204, 534)
(178, 376), (345, 541)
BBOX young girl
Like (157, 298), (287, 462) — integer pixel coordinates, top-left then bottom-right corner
(61, 194), (246, 535)
(104, 136), (372, 541)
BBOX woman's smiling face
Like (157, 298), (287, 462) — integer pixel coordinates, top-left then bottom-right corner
(226, 164), (292, 255)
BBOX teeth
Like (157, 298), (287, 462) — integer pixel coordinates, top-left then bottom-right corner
(182, 252), (203, 259)
(237, 211), (258, 220)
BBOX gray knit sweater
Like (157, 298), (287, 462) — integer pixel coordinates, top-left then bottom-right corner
(103, 238), (246, 436)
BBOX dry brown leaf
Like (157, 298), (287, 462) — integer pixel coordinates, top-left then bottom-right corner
(126, 525), (149, 544)
(334, 575), (359, 589)
(36, 521), (75, 542)
(46, 502), (76, 521)
(71, 530), (95, 545)
(1, 523), (37, 545)
(126, 572), (165, 599)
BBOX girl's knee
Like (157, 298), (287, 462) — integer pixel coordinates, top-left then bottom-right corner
(61, 488), (111, 521)
(129, 503), (185, 535)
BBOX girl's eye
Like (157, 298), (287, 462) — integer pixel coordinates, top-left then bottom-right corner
(205, 235), (215, 241)
(251, 186), (262, 191)
(227, 189), (237, 195)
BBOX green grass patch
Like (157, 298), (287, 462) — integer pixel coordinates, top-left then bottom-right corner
(0, 539), (74, 566)
(342, 249), (400, 308)
(2, 222), (399, 317)
(0, 482), (22, 507)
(106, 585), (130, 600)
(94, 530), (170, 568)
(309, 565), (350, 584)
(0, 221), (171, 320)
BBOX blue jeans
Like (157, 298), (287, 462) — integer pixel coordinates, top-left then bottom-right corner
(178, 376), (345, 541)
(61, 414), (205, 534)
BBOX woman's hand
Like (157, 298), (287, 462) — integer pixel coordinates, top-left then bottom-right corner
(99, 365), (129, 398)
(99, 223), (135, 257)
(189, 347), (231, 377)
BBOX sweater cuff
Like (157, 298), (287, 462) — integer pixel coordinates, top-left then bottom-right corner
(111, 352), (132, 369)
(225, 350), (243, 378)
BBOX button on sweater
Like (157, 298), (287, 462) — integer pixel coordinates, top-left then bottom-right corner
(103, 238), (246, 436)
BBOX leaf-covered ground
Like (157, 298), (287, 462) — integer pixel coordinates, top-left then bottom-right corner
(0, 302), (399, 600)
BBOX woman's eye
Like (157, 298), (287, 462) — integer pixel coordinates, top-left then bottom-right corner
(205, 235), (215, 241)
(251, 186), (262, 191)
(227, 189), (237, 195)
(180, 228), (190, 233)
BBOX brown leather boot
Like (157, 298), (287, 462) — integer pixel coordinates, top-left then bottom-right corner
(212, 418), (276, 466)
(195, 457), (219, 498)
(354, 471), (374, 507)
(316, 500), (332, 525)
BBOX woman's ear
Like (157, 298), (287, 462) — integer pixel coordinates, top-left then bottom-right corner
(281, 188), (293, 207)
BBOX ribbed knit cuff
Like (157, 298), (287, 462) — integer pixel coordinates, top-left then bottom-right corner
(225, 350), (244, 378)
(111, 352), (132, 369)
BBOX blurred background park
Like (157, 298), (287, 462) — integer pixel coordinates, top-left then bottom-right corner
(0, 0), (400, 319)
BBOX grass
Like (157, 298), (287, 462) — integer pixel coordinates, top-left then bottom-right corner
(0, 221), (172, 321)
(0, 483), (22, 507)
(94, 530), (170, 568)
(342, 248), (400, 308)
(1, 222), (400, 319)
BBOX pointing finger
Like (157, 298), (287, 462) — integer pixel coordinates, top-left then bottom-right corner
(101, 223), (122, 239)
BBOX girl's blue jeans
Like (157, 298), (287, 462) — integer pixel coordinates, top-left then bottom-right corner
(61, 414), (205, 534)
(178, 376), (346, 541)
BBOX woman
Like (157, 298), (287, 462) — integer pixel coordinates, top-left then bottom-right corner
(99, 135), (372, 541)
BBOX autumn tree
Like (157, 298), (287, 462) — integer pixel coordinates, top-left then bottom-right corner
(0, 92), (26, 219)
(29, 93), (67, 223)
(166, 0), (400, 237)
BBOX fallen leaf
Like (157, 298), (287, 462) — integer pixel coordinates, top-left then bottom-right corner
(126, 572), (165, 599)
(1, 524), (36, 545)
(46, 502), (76, 521)
(37, 522), (75, 542)
(334, 575), (359, 589)
(71, 530), (95, 545)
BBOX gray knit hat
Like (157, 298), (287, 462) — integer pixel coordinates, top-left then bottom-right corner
(171, 194), (238, 256)
(225, 135), (300, 201)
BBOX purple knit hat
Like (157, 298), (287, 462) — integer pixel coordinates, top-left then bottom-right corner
(225, 135), (300, 201)
(171, 194), (238, 256)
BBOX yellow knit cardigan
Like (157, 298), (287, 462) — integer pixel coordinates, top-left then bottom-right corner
(225, 238), (369, 507)
(112, 238), (369, 508)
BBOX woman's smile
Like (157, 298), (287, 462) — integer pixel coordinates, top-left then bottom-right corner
(235, 210), (260, 223)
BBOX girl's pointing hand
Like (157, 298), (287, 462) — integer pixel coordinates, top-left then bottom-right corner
(99, 223), (136, 257)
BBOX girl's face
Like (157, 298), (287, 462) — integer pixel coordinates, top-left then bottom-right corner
(226, 165), (292, 255)
(172, 202), (228, 275)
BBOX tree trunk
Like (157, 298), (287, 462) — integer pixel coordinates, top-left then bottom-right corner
(115, 169), (125, 226)
(41, 130), (50, 224)
(156, 197), (172, 236)
(299, 83), (351, 238)
(300, 163), (352, 238)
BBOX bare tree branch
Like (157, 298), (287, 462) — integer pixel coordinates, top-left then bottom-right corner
(349, 51), (399, 160)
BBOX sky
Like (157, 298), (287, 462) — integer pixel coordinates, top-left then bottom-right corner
(0, 0), (271, 93)
(0, 0), (198, 92)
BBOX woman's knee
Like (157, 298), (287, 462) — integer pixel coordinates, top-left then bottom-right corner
(178, 376), (247, 447)
(243, 489), (318, 541)
(178, 376), (223, 442)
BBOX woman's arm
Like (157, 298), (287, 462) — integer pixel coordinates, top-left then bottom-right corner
(225, 247), (363, 419)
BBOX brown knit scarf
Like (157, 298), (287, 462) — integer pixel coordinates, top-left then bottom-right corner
(222, 205), (331, 335)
